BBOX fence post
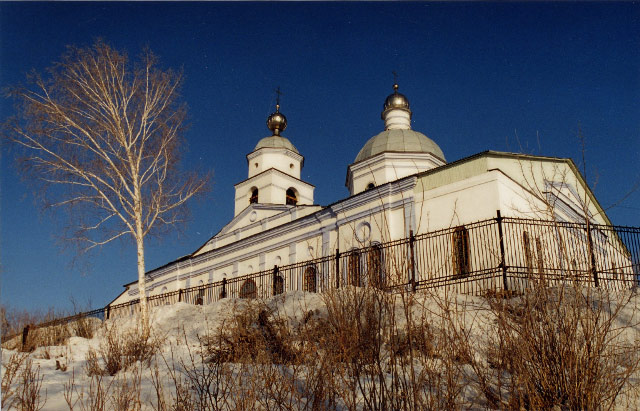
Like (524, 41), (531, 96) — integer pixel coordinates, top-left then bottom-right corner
(335, 248), (340, 289)
(22, 325), (30, 350)
(221, 278), (227, 298)
(272, 265), (279, 296)
(586, 223), (600, 287)
(106, 306), (111, 320)
(496, 210), (509, 292)
(409, 230), (417, 292)
(178, 289), (183, 302)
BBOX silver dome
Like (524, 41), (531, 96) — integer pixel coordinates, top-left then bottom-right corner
(381, 84), (411, 119)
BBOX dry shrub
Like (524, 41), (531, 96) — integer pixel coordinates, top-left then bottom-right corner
(64, 364), (142, 411)
(206, 302), (294, 364)
(79, 374), (110, 411)
(1, 353), (48, 410)
(85, 322), (159, 376)
(22, 323), (71, 352)
(137, 282), (637, 409)
(1, 307), (53, 341)
(157, 331), (234, 411)
(3, 316), (99, 352)
(108, 365), (142, 410)
(16, 357), (47, 411)
(1, 352), (29, 409)
(328, 286), (385, 363)
(448, 282), (640, 409)
(1, 306), (72, 350)
(2, 323), (72, 352)
(70, 316), (100, 340)
(301, 286), (467, 410)
(491, 284), (640, 409)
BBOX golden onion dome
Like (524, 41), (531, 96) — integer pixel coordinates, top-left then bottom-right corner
(266, 104), (287, 136)
(381, 84), (411, 119)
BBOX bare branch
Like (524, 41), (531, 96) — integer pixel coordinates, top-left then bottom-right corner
(2, 40), (210, 333)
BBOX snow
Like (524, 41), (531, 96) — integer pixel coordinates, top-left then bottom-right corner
(2, 288), (639, 410)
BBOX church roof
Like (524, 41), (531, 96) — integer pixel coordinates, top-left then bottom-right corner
(254, 135), (299, 154)
(354, 129), (446, 163)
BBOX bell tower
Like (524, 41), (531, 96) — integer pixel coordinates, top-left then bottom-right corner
(233, 97), (315, 216)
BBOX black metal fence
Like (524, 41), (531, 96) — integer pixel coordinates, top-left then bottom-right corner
(4, 213), (639, 342)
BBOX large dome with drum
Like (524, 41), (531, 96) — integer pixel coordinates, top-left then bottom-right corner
(354, 83), (445, 163)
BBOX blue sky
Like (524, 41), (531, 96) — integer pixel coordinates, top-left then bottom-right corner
(1, 2), (638, 312)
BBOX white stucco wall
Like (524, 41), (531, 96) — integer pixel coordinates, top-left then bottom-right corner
(247, 148), (303, 179)
(110, 152), (613, 307)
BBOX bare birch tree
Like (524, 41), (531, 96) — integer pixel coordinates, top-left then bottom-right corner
(3, 41), (209, 334)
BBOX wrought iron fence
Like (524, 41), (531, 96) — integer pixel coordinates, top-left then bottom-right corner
(4, 213), (639, 343)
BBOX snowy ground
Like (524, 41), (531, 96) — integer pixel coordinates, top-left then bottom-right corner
(2, 288), (639, 410)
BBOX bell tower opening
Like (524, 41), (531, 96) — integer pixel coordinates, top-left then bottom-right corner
(249, 187), (258, 204)
(286, 188), (298, 205)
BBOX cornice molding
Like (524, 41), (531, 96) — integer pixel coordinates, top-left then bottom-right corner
(246, 147), (304, 164)
(235, 167), (315, 189)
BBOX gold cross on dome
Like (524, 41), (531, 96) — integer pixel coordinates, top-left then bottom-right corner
(275, 86), (284, 107)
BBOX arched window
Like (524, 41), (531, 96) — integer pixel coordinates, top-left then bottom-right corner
(220, 277), (227, 299)
(196, 280), (205, 305)
(239, 279), (257, 299)
(274, 275), (284, 295)
(286, 188), (297, 205)
(368, 244), (384, 288)
(348, 250), (361, 287)
(452, 226), (470, 279)
(366, 182), (376, 190)
(249, 188), (259, 204)
(303, 265), (317, 293)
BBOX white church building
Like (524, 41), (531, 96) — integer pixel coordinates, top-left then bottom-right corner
(109, 84), (635, 311)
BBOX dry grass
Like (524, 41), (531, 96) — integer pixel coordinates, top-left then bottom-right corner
(1, 352), (29, 409)
(63, 365), (143, 411)
(490, 284), (640, 409)
(2, 281), (638, 410)
(444, 282), (640, 409)
(84, 322), (159, 376)
(2, 315), (100, 352)
(0, 355), (47, 411)
(184, 283), (638, 410)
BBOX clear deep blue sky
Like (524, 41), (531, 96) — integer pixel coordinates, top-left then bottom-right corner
(1, 2), (638, 313)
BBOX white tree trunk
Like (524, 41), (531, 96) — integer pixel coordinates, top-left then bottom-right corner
(136, 224), (149, 336)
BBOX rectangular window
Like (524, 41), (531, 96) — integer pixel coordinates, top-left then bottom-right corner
(452, 226), (470, 279)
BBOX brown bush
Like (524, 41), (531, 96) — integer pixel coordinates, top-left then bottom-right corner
(1, 352), (29, 409)
(85, 322), (159, 376)
(494, 284), (640, 409)
(16, 357), (47, 411)
(448, 282), (640, 409)
(206, 302), (294, 364)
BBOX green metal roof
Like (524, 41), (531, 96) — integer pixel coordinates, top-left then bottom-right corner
(354, 129), (445, 163)
(254, 135), (299, 154)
